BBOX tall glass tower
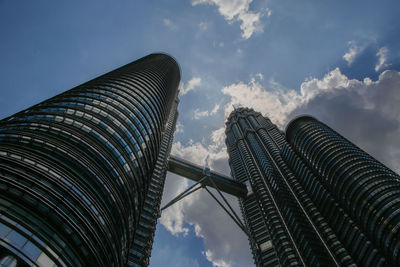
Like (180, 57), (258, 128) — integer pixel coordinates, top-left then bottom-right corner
(226, 107), (399, 266)
(0, 53), (180, 266)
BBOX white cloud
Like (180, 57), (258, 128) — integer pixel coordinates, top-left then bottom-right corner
(193, 103), (220, 119)
(375, 46), (390, 72)
(163, 18), (178, 30)
(161, 125), (253, 267)
(343, 41), (361, 66)
(237, 11), (262, 39)
(192, 0), (250, 20)
(266, 8), (272, 17)
(162, 68), (400, 267)
(194, 224), (204, 238)
(222, 68), (356, 127)
(192, 0), (264, 39)
(179, 77), (201, 95)
(175, 121), (184, 133)
(210, 127), (225, 149)
(223, 68), (400, 171)
(160, 127), (228, 237)
(164, 69), (400, 267)
(193, 109), (210, 120)
(160, 173), (191, 236)
(199, 21), (209, 31)
(211, 103), (220, 114)
(255, 73), (263, 80)
(171, 128), (226, 165)
(204, 250), (231, 267)
(290, 69), (400, 173)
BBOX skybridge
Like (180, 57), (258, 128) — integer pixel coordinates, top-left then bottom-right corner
(163, 155), (249, 236)
(167, 155), (247, 198)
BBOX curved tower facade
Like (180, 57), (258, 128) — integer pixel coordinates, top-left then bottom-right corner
(226, 107), (399, 266)
(284, 116), (400, 266)
(225, 108), (342, 266)
(0, 53), (180, 266)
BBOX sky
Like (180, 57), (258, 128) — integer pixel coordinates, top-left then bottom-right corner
(1, 0), (400, 266)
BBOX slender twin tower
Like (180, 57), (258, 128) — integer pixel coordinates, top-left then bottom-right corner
(226, 109), (400, 266)
(0, 54), (399, 266)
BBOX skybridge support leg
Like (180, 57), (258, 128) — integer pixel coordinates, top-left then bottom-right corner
(160, 176), (208, 212)
(160, 175), (249, 237)
(207, 175), (246, 230)
(204, 186), (248, 236)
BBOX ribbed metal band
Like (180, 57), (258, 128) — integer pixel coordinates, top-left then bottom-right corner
(286, 116), (400, 266)
(0, 53), (180, 266)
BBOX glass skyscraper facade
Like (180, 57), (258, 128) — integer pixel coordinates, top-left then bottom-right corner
(226, 107), (400, 266)
(1, 50), (399, 267)
(127, 96), (179, 266)
(0, 53), (180, 266)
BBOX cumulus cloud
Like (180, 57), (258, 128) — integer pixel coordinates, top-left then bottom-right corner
(193, 109), (209, 120)
(237, 11), (262, 39)
(343, 41), (361, 66)
(161, 126), (229, 237)
(222, 68), (362, 127)
(161, 179), (251, 266)
(204, 250), (231, 267)
(223, 68), (400, 171)
(160, 174), (191, 236)
(175, 121), (184, 133)
(256, 73), (263, 80)
(163, 68), (400, 267)
(223, 77), (294, 127)
(193, 103), (220, 119)
(179, 77), (201, 95)
(199, 21), (209, 31)
(289, 69), (400, 172)
(192, 0), (264, 39)
(171, 129), (226, 165)
(160, 127), (228, 238)
(375, 46), (390, 72)
(161, 126), (253, 267)
(163, 18), (178, 30)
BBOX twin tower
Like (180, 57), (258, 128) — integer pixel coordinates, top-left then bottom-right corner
(0, 54), (399, 266)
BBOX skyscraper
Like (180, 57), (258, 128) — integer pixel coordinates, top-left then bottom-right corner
(225, 107), (399, 266)
(127, 96), (179, 266)
(2, 50), (399, 267)
(0, 53), (180, 266)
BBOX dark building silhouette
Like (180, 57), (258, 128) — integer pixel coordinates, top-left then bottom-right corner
(226, 107), (400, 266)
(127, 96), (179, 266)
(2, 50), (399, 267)
(0, 53), (180, 266)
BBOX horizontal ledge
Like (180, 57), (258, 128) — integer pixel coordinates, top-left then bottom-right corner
(167, 155), (247, 198)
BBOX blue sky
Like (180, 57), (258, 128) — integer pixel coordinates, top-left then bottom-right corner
(1, 1), (400, 266)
